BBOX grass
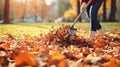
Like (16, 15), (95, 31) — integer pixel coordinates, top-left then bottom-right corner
(0, 22), (120, 37)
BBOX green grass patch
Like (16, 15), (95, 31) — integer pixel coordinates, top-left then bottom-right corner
(0, 22), (120, 37)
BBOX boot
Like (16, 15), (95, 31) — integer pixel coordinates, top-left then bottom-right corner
(97, 28), (104, 37)
(89, 31), (96, 39)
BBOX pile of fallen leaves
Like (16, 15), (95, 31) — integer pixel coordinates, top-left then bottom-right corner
(0, 25), (120, 67)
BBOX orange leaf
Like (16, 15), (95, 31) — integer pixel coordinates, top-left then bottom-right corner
(0, 43), (10, 49)
(102, 57), (118, 67)
(56, 59), (68, 67)
(49, 52), (65, 61)
(109, 57), (117, 67)
(94, 39), (106, 47)
(32, 45), (39, 52)
(15, 51), (36, 67)
(49, 52), (67, 67)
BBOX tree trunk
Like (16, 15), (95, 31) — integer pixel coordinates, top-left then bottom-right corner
(77, 0), (81, 21)
(3, 0), (10, 24)
(35, 15), (37, 22)
(0, 0), (4, 20)
(108, 0), (116, 22)
(103, 0), (107, 21)
(21, 0), (27, 22)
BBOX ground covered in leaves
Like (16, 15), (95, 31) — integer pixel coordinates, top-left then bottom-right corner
(0, 25), (120, 67)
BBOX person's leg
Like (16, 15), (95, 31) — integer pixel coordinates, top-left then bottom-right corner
(86, 5), (91, 19)
(97, 28), (104, 37)
(89, 1), (103, 38)
(86, 4), (96, 39)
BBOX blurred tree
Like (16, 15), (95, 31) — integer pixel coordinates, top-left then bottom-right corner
(116, 0), (120, 20)
(109, 0), (116, 21)
(3, 0), (10, 24)
(9, 0), (27, 22)
(70, 0), (77, 9)
(9, 0), (54, 22)
(21, 0), (27, 22)
(77, 0), (81, 21)
(45, 2), (56, 22)
(28, 0), (51, 22)
(0, 0), (4, 20)
(32, 0), (39, 22)
(10, 0), (21, 20)
(77, 0), (80, 15)
(57, 0), (70, 17)
(38, 0), (49, 22)
(96, 0), (111, 21)
(64, 0), (77, 21)
(103, 0), (107, 21)
(64, 9), (77, 21)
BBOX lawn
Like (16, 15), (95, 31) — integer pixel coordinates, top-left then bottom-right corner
(0, 22), (120, 37)
(0, 22), (120, 67)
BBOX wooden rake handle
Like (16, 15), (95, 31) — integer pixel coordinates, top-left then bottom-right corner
(71, 12), (83, 27)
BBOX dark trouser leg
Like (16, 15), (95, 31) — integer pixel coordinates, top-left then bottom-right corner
(89, 1), (103, 31)
(86, 1), (103, 38)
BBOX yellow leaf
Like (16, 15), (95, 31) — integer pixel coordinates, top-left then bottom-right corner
(57, 59), (68, 67)
(49, 52), (65, 61)
(15, 51), (36, 67)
